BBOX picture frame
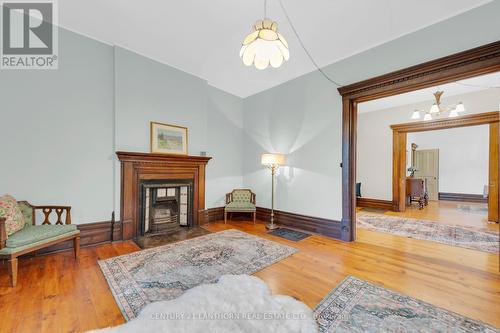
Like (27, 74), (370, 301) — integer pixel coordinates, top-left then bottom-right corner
(150, 121), (188, 155)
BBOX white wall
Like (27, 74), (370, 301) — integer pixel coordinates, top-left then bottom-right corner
(407, 126), (489, 195)
(357, 89), (499, 200)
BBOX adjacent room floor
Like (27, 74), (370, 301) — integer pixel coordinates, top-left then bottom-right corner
(359, 200), (498, 232)
(0, 220), (499, 332)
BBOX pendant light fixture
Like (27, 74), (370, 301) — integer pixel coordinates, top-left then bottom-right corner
(411, 110), (421, 120)
(240, 0), (289, 70)
(455, 102), (466, 113)
(411, 90), (466, 121)
(448, 108), (459, 117)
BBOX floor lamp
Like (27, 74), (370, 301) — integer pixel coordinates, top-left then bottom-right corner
(261, 153), (286, 230)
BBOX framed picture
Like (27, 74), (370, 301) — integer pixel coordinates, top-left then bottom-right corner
(150, 121), (188, 155)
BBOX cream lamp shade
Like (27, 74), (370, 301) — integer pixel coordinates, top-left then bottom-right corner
(240, 19), (289, 70)
(261, 153), (286, 166)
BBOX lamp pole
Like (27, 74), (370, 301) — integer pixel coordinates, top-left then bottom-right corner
(261, 153), (285, 230)
(267, 164), (279, 230)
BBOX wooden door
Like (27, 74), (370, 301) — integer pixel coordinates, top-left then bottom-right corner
(414, 149), (439, 200)
(488, 123), (498, 222)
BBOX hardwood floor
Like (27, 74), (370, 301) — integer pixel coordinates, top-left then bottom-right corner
(359, 199), (499, 232)
(0, 220), (499, 332)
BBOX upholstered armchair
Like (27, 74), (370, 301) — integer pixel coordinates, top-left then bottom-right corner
(224, 189), (256, 224)
(0, 196), (80, 287)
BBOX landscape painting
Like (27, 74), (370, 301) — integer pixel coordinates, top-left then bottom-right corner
(150, 122), (188, 155)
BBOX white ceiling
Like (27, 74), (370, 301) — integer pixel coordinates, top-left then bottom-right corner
(358, 71), (500, 113)
(59, 0), (492, 98)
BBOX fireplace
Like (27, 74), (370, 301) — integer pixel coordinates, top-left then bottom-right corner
(140, 180), (193, 236)
(116, 151), (211, 241)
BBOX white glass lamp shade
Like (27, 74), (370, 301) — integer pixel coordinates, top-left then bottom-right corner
(261, 153), (286, 166)
(240, 19), (289, 70)
(423, 112), (432, 121)
(455, 102), (465, 113)
(411, 110), (421, 120)
(448, 108), (459, 117)
(429, 103), (440, 114)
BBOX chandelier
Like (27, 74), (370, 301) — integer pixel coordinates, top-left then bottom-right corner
(411, 91), (466, 121)
(239, 0), (289, 70)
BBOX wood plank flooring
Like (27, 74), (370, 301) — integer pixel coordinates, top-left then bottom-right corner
(359, 199), (499, 232)
(0, 220), (499, 332)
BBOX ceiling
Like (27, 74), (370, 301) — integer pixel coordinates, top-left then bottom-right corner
(59, 0), (492, 98)
(358, 71), (500, 113)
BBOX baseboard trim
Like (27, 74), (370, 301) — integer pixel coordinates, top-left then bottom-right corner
(356, 197), (395, 211)
(256, 207), (341, 239)
(36, 205), (343, 256)
(35, 220), (119, 255)
(200, 207), (225, 224)
(200, 207), (342, 240)
(438, 192), (488, 203)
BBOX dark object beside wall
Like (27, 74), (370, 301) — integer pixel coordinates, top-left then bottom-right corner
(439, 192), (488, 203)
(268, 228), (311, 242)
(356, 183), (361, 197)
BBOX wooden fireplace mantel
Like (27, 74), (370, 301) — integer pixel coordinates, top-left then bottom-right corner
(116, 151), (211, 240)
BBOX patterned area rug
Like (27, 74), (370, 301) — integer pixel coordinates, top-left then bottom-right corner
(314, 276), (499, 333)
(357, 213), (499, 253)
(99, 229), (297, 320)
(457, 204), (488, 214)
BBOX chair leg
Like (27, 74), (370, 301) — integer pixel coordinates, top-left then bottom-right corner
(73, 235), (80, 260)
(224, 211), (227, 224)
(8, 257), (18, 287)
(253, 211), (256, 225)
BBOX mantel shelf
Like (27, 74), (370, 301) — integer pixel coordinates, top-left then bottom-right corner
(116, 151), (212, 164)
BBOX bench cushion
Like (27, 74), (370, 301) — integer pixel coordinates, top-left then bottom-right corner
(5, 225), (78, 248)
(225, 202), (256, 212)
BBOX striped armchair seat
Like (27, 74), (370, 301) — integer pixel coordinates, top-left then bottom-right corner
(224, 189), (256, 224)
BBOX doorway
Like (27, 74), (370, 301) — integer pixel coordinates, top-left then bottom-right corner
(413, 149), (439, 201)
(337, 41), (500, 242)
(391, 112), (499, 222)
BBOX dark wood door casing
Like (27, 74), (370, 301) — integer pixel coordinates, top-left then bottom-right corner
(338, 40), (500, 241)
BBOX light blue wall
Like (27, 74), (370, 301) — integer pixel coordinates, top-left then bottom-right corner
(0, 28), (115, 224)
(114, 47), (243, 211)
(0, 31), (244, 224)
(2, 1), (499, 224)
(242, 0), (500, 221)
(114, 47), (208, 154)
(206, 86), (244, 207)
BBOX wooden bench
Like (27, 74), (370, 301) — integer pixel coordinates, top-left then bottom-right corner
(0, 201), (80, 287)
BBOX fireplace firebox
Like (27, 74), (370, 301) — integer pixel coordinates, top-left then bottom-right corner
(139, 179), (193, 236)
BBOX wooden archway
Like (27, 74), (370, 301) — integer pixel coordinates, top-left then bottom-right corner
(338, 41), (500, 241)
